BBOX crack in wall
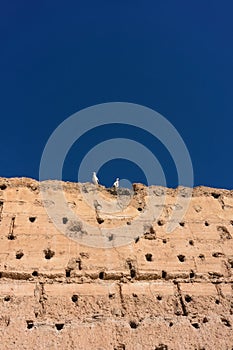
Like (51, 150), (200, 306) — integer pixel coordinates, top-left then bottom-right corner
(38, 283), (47, 316)
(118, 283), (126, 316)
(0, 270), (233, 283)
(0, 201), (3, 222)
(8, 216), (16, 239)
(175, 282), (188, 316)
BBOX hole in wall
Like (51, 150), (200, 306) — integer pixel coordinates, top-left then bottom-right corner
(185, 295), (192, 303)
(212, 252), (224, 258)
(191, 322), (200, 329)
(44, 248), (55, 260)
(71, 294), (78, 303)
(29, 217), (36, 223)
(55, 323), (64, 331)
(96, 217), (104, 224)
(16, 250), (24, 259)
(221, 318), (231, 327)
(127, 259), (136, 278)
(203, 317), (208, 323)
(129, 320), (138, 329)
(8, 234), (16, 240)
(0, 184), (7, 190)
(215, 299), (220, 304)
(179, 222), (185, 227)
(177, 254), (186, 262)
(26, 320), (34, 329)
(99, 271), (105, 280)
(162, 239), (167, 244)
(157, 295), (162, 301)
(137, 207), (142, 212)
(211, 192), (220, 199)
(4, 295), (11, 302)
(66, 269), (71, 278)
(62, 217), (68, 224)
(150, 226), (155, 234)
(134, 236), (140, 243)
(189, 240), (194, 246)
(190, 270), (195, 278)
(162, 270), (167, 279)
(130, 269), (136, 278)
(145, 253), (153, 262)
(204, 221), (209, 226)
(32, 271), (38, 277)
(76, 258), (82, 270)
(157, 220), (165, 226)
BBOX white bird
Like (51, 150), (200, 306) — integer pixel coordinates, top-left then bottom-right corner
(113, 178), (119, 188)
(92, 172), (99, 185)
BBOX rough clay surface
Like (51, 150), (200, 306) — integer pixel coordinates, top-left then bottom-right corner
(0, 177), (233, 350)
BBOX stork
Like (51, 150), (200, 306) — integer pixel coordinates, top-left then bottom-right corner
(113, 178), (119, 189)
(92, 172), (99, 185)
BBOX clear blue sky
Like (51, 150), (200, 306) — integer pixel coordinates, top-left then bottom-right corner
(1, 1), (233, 189)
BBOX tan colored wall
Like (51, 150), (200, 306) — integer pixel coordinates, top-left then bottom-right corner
(0, 178), (233, 350)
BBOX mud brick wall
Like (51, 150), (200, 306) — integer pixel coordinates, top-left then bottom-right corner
(0, 178), (233, 350)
